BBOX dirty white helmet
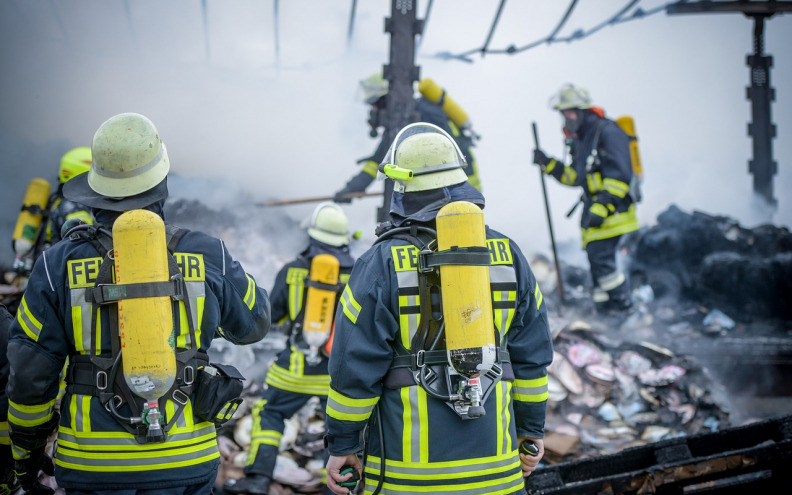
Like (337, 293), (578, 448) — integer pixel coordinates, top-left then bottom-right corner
(358, 72), (389, 104)
(88, 113), (170, 198)
(307, 202), (349, 247)
(550, 84), (594, 111)
(381, 122), (468, 193)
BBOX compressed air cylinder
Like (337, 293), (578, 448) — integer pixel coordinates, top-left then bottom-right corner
(303, 254), (340, 350)
(418, 78), (470, 130)
(12, 178), (51, 256)
(616, 115), (643, 178)
(436, 201), (496, 378)
(112, 209), (176, 402)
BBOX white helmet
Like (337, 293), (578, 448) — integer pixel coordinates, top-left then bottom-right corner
(307, 202), (349, 247)
(358, 72), (389, 104)
(550, 84), (594, 111)
(380, 122), (468, 193)
(88, 113), (170, 198)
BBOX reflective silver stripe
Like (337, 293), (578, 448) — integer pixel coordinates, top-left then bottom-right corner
(598, 270), (626, 292)
(368, 453), (518, 477)
(185, 280), (205, 338)
(8, 402), (54, 424)
(499, 381), (511, 455)
(395, 271), (420, 346)
(55, 440), (218, 469)
(513, 383), (548, 397)
(340, 285), (361, 324)
(489, 265), (517, 341)
(17, 298), (43, 341)
(407, 386), (421, 463)
(92, 146), (164, 179)
(326, 396), (376, 418)
(70, 288), (93, 351)
(593, 288), (610, 302)
(57, 423), (217, 447)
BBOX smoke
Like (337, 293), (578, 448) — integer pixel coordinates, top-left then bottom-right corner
(1, 0), (791, 290)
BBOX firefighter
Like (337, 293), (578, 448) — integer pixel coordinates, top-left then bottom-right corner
(227, 202), (355, 495)
(1, 304), (19, 495)
(332, 72), (482, 204)
(45, 146), (95, 246)
(533, 84), (639, 314)
(325, 123), (553, 495)
(6, 112), (271, 494)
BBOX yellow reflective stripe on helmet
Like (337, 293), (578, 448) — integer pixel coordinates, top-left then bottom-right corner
(401, 386), (429, 464)
(8, 399), (56, 427)
(17, 296), (43, 341)
(362, 160), (379, 178)
(340, 285), (361, 324)
(362, 453), (524, 493)
(326, 388), (378, 422)
(286, 267), (308, 320)
(590, 202), (609, 218)
(513, 376), (549, 403)
(243, 273), (256, 310)
(603, 177), (630, 198)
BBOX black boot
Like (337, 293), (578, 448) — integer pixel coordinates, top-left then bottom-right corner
(224, 474), (272, 495)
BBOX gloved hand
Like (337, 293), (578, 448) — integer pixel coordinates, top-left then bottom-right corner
(334, 171), (375, 203)
(532, 149), (552, 167)
(583, 204), (608, 229)
(13, 449), (55, 495)
(223, 474), (272, 495)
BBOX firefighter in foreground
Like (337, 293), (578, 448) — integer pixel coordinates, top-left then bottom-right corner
(333, 72), (482, 203)
(325, 123), (553, 495)
(227, 202), (356, 495)
(7, 112), (271, 494)
(533, 84), (639, 314)
(1, 304), (17, 494)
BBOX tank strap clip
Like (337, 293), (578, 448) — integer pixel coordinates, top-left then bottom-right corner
(86, 279), (183, 304)
(416, 349), (426, 368)
(421, 246), (491, 270)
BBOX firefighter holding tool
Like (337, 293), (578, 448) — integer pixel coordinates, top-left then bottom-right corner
(533, 83), (641, 315)
(6, 112), (270, 494)
(227, 202), (356, 495)
(325, 123), (553, 495)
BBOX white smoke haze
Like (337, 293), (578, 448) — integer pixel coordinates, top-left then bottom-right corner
(1, 0), (791, 289)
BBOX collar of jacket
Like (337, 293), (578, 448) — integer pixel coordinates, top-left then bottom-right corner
(389, 181), (485, 227)
(300, 238), (356, 268)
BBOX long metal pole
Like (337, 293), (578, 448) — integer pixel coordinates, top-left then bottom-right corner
(532, 122), (565, 304)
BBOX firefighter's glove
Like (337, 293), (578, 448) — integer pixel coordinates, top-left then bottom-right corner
(584, 203), (609, 229)
(224, 474), (272, 495)
(334, 172), (374, 204)
(13, 449), (55, 495)
(532, 149), (550, 166)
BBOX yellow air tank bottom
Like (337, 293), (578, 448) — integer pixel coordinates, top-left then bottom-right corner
(616, 115), (643, 178)
(303, 254), (340, 348)
(113, 209), (176, 401)
(436, 201), (494, 353)
(12, 178), (51, 255)
(418, 78), (470, 129)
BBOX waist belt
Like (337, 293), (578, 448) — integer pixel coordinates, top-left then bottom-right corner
(390, 348), (510, 370)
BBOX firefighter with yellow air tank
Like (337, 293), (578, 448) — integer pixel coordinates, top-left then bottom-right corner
(6, 112), (271, 494)
(333, 72), (483, 204)
(226, 202), (356, 495)
(533, 83), (641, 315)
(325, 123), (553, 495)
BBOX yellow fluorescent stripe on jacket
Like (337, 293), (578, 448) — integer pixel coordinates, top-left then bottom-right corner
(265, 364), (331, 395)
(340, 285), (361, 324)
(513, 376), (549, 403)
(17, 295), (43, 341)
(326, 388), (378, 422)
(8, 399), (56, 427)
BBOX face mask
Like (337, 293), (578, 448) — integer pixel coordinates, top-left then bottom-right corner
(563, 109), (582, 136)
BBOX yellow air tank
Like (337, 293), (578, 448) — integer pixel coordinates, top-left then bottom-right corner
(616, 115), (643, 179)
(436, 201), (495, 378)
(418, 78), (470, 130)
(113, 209), (175, 442)
(12, 178), (51, 257)
(302, 254), (340, 362)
